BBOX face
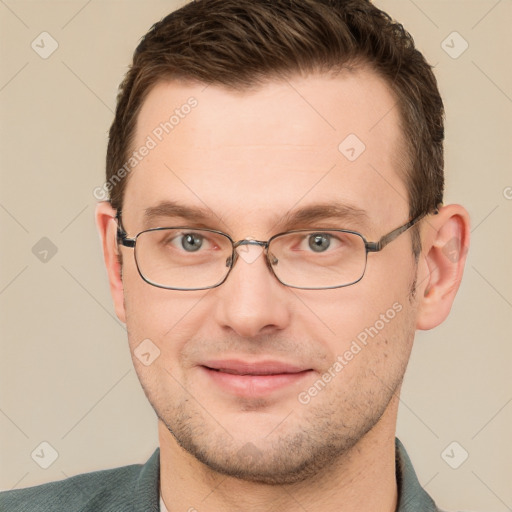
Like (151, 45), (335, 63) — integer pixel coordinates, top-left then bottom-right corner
(116, 69), (420, 484)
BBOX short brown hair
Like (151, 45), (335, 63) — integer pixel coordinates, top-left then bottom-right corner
(106, 0), (444, 225)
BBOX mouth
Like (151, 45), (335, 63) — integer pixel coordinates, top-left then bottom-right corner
(200, 359), (314, 397)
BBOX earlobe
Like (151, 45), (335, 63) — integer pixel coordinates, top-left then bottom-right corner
(415, 204), (470, 331)
(95, 201), (127, 324)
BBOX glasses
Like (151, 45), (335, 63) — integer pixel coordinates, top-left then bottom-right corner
(116, 211), (431, 291)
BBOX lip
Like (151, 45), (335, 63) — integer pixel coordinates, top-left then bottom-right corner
(200, 359), (313, 397)
(203, 359), (309, 375)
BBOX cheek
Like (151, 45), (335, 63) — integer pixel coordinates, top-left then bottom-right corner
(122, 273), (210, 364)
(310, 281), (410, 342)
(302, 256), (416, 370)
(123, 288), (188, 405)
(328, 299), (415, 394)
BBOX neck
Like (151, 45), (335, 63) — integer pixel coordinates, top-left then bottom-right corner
(159, 398), (399, 512)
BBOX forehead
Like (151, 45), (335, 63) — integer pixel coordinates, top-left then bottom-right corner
(124, 68), (408, 235)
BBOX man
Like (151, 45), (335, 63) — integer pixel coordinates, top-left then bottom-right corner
(1, 0), (470, 510)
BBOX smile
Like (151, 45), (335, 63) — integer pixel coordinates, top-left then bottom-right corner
(200, 360), (314, 397)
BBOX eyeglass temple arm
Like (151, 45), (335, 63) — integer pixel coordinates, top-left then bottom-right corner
(114, 211), (136, 248)
(366, 208), (439, 253)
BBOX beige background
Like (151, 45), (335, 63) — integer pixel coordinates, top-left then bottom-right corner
(0, 0), (511, 510)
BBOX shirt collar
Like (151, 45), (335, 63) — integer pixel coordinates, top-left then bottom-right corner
(149, 438), (442, 511)
(395, 437), (443, 512)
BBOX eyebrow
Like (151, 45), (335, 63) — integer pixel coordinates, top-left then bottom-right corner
(279, 202), (369, 231)
(142, 200), (369, 231)
(143, 201), (215, 228)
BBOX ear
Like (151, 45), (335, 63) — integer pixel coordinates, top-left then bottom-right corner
(415, 204), (470, 330)
(95, 201), (126, 324)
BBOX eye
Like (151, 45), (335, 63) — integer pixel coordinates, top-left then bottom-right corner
(308, 233), (332, 252)
(282, 231), (347, 254)
(160, 231), (210, 252)
(179, 232), (204, 252)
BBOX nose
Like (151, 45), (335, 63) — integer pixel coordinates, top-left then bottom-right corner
(213, 243), (292, 338)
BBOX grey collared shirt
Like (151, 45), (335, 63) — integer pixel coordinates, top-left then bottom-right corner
(395, 438), (444, 511)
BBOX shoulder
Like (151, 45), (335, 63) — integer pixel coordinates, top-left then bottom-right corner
(0, 448), (160, 512)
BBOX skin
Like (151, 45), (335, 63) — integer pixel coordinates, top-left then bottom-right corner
(96, 67), (470, 512)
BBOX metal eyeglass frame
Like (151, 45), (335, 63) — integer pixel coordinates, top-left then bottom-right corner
(115, 209), (436, 291)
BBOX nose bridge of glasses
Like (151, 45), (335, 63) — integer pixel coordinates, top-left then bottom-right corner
(233, 239), (268, 249)
(229, 238), (269, 267)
